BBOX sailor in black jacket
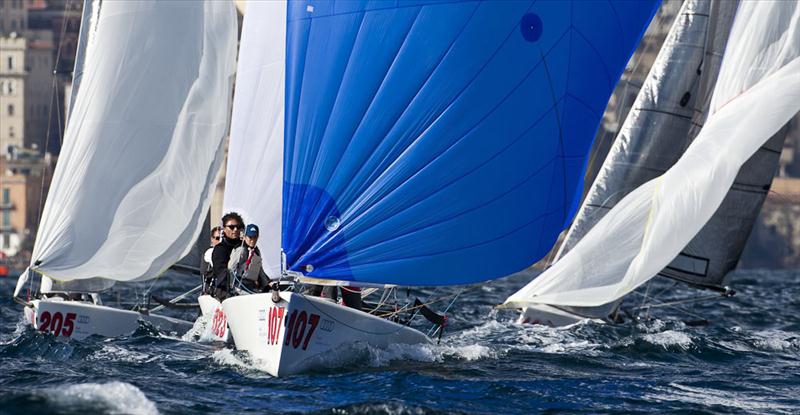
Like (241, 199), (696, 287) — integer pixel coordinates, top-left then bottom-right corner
(210, 212), (243, 300)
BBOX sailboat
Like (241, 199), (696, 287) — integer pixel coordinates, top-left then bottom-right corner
(504, 0), (800, 325)
(507, 0), (739, 326)
(203, 0), (659, 376)
(11, 0), (238, 339)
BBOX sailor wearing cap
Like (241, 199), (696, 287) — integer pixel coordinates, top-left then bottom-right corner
(227, 224), (272, 293)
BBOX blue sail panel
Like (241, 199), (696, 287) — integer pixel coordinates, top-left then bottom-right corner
(283, 0), (660, 285)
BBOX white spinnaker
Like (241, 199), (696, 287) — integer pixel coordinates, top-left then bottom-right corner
(505, 0), (800, 308)
(223, 0), (286, 278)
(26, 1), (237, 283)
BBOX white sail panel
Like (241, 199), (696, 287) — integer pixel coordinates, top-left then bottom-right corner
(506, 0), (800, 308)
(222, 0), (286, 278)
(29, 1), (238, 283)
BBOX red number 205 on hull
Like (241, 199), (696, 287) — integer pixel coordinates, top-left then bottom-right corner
(38, 311), (77, 337)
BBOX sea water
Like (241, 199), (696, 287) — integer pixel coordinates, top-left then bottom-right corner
(1, 269), (798, 414)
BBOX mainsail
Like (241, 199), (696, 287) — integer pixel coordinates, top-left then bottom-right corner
(224, 0), (659, 286)
(20, 1), (238, 288)
(506, 0), (800, 308)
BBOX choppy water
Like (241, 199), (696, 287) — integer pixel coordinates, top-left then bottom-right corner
(1, 269), (799, 414)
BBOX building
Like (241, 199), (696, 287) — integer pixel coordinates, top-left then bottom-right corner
(0, 151), (53, 257)
(1, 0), (55, 157)
(0, 34), (26, 155)
(0, 0), (28, 35)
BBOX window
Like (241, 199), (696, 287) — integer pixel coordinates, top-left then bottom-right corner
(6, 104), (13, 116)
(2, 189), (9, 204)
(2, 211), (10, 227)
(6, 56), (12, 70)
(0, 81), (13, 95)
(9, 127), (14, 138)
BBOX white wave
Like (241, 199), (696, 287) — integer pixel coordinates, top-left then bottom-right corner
(211, 349), (274, 376)
(182, 314), (209, 342)
(646, 383), (797, 413)
(45, 381), (158, 415)
(506, 320), (605, 355)
(750, 329), (800, 352)
(367, 342), (496, 367)
(89, 344), (157, 363)
(642, 330), (693, 350)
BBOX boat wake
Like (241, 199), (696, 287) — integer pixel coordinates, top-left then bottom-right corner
(43, 381), (159, 415)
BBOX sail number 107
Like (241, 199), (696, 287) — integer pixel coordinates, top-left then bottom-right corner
(267, 307), (320, 351)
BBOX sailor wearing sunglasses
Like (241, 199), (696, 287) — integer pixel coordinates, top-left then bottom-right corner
(209, 212), (244, 300)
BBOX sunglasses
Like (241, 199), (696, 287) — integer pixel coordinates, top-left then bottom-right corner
(225, 224), (243, 230)
(211, 234), (220, 239)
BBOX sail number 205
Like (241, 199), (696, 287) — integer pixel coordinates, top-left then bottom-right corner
(38, 311), (77, 337)
(266, 306), (320, 351)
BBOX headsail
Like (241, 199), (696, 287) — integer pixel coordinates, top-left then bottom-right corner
(224, 0), (287, 279)
(67, 0), (102, 118)
(26, 1), (238, 284)
(505, 0), (800, 308)
(269, 0), (658, 286)
(516, 0), (736, 317)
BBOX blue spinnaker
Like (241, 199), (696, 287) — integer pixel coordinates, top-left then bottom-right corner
(283, 0), (660, 285)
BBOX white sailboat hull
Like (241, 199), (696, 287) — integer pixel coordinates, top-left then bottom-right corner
(24, 298), (193, 340)
(518, 304), (601, 327)
(222, 292), (431, 377)
(197, 295), (230, 342)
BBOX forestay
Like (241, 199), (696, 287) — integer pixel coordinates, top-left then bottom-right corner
(505, 0), (800, 308)
(266, 0), (658, 286)
(25, 1), (238, 284)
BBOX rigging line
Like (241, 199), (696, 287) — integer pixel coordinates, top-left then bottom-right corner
(638, 280), (653, 321)
(628, 290), (721, 322)
(633, 293), (730, 311)
(296, 292), (410, 336)
(539, 47), (570, 226)
(34, 0), (75, 260)
(379, 283), (487, 319)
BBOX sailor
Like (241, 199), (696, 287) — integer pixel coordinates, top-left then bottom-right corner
(201, 226), (223, 294)
(210, 212), (244, 300)
(228, 224), (271, 293)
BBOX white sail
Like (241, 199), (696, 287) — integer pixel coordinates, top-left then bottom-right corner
(222, 0), (286, 278)
(506, 0), (800, 308)
(27, 0), (238, 284)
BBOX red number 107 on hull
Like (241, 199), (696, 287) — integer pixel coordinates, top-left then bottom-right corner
(267, 306), (320, 351)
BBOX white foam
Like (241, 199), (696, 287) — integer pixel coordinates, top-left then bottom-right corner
(46, 381), (159, 415)
(182, 314), (212, 342)
(646, 383), (797, 413)
(750, 329), (800, 352)
(211, 349), (274, 375)
(89, 345), (156, 363)
(642, 330), (693, 350)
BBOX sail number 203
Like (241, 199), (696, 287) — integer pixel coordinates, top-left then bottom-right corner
(266, 306), (320, 351)
(38, 311), (77, 337)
